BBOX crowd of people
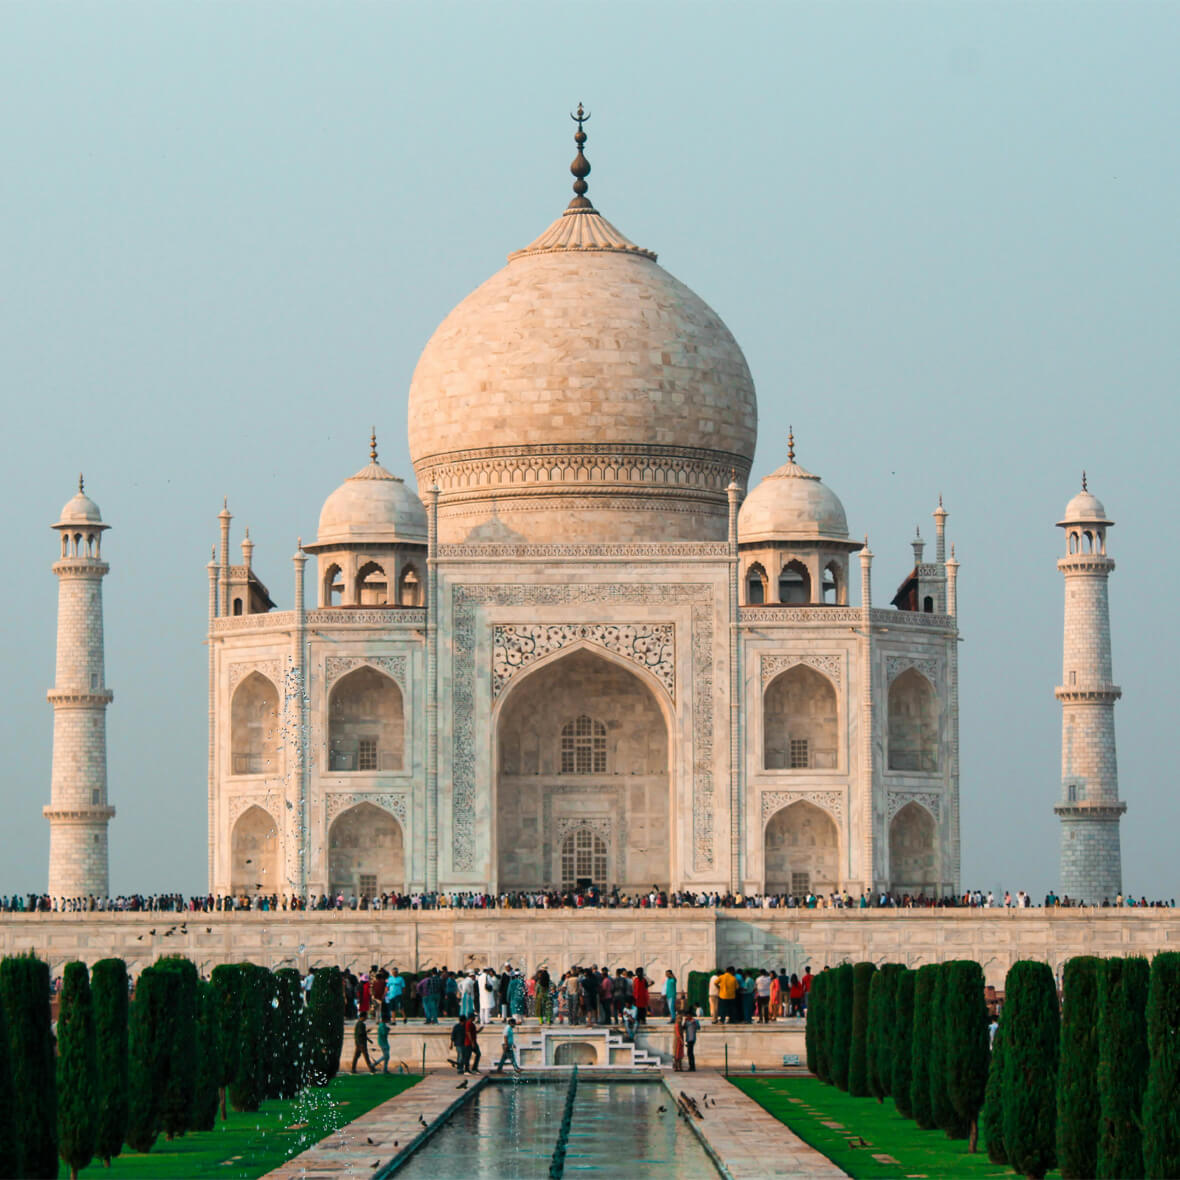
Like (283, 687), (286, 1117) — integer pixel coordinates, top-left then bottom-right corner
(5, 888), (1176, 914)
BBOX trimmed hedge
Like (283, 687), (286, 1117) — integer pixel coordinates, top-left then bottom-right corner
(228, 963), (270, 1112)
(56, 962), (98, 1179)
(1056, 956), (1100, 1178)
(805, 971), (821, 1077)
(867, 964), (902, 1103)
(0, 988), (21, 1179)
(191, 981), (220, 1133)
(1143, 951), (1180, 1178)
(126, 965), (168, 1153)
(1001, 960), (1059, 1180)
(830, 964), (854, 1091)
(91, 958), (129, 1165)
(930, 964), (957, 1135)
(910, 964), (939, 1129)
(981, 1014), (1008, 1165)
(943, 959), (989, 1147)
(155, 958), (199, 1138)
(307, 966), (345, 1086)
(1096, 955), (1148, 1179)
(891, 968), (916, 1119)
(847, 962), (877, 1097)
(0, 955), (57, 1178)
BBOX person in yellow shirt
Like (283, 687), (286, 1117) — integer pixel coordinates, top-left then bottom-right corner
(717, 966), (738, 1024)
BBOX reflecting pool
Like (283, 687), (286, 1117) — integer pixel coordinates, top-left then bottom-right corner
(394, 1079), (719, 1178)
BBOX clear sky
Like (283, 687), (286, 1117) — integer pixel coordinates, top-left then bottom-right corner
(1, 1), (1174, 900)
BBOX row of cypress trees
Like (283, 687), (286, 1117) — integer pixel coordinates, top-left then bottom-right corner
(807, 960), (992, 1150)
(808, 953), (1180, 1180)
(983, 952), (1180, 1180)
(0, 955), (345, 1179)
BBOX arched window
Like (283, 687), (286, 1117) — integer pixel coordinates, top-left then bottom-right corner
(778, 560), (811, 604)
(230, 805), (279, 894)
(561, 827), (607, 889)
(888, 802), (937, 893)
(923, 595), (934, 614)
(357, 562), (388, 606)
(764, 801), (839, 896)
(763, 664), (838, 770)
(1082, 531), (1094, 554)
(399, 566), (422, 607)
(560, 715), (607, 774)
(323, 563), (344, 607)
(822, 561), (841, 605)
(745, 564), (767, 605)
(230, 672), (280, 776)
(232, 597), (244, 616)
(328, 666), (404, 771)
(328, 802), (405, 898)
(888, 668), (939, 772)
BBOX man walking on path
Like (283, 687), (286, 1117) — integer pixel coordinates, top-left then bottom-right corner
(493, 1016), (521, 1074)
(351, 1015), (377, 1074)
(464, 1015), (482, 1073)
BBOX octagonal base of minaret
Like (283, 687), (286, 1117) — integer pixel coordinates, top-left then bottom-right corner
(1054, 802), (1125, 905)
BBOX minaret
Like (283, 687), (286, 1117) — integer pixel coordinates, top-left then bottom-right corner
(45, 477), (116, 899)
(1054, 474), (1124, 903)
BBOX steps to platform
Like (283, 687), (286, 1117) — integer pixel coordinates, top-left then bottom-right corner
(515, 1025), (662, 1069)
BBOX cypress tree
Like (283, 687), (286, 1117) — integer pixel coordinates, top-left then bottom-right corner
(307, 967), (345, 1086)
(944, 960), (990, 1148)
(229, 964), (270, 1112)
(817, 971), (835, 1083)
(126, 965), (168, 1153)
(155, 958), (198, 1139)
(1001, 960), (1059, 1180)
(868, 963), (903, 1102)
(190, 982), (220, 1133)
(91, 958), (129, 1165)
(1143, 951), (1180, 1179)
(981, 1014), (1008, 1165)
(0, 954), (57, 1178)
(891, 968), (916, 1119)
(209, 963), (243, 1120)
(929, 964), (958, 1135)
(1097, 955), (1149, 1179)
(848, 961), (877, 1097)
(805, 971), (822, 1077)
(273, 969), (305, 1099)
(0, 989), (22, 1180)
(56, 962), (98, 1180)
(910, 963), (939, 1129)
(1056, 956), (1100, 1178)
(830, 963), (854, 1091)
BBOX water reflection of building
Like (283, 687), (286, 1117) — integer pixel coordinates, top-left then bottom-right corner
(199, 117), (963, 902)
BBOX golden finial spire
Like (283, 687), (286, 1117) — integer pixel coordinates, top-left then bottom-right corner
(370, 426), (378, 464)
(1081, 469), (1088, 492)
(568, 103), (592, 211)
(78, 473), (84, 493)
(787, 427), (795, 464)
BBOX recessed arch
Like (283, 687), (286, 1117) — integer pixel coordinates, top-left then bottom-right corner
(327, 801), (405, 898)
(323, 562), (344, 607)
(778, 559), (811, 604)
(398, 564), (422, 607)
(763, 800), (840, 896)
(356, 561), (388, 606)
(494, 646), (671, 892)
(889, 802), (937, 894)
(230, 672), (280, 776)
(763, 664), (838, 771)
(822, 560), (842, 605)
(888, 668), (939, 772)
(230, 805), (279, 894)
(328, 666), (404, 771)
(745, 562), (768, 605)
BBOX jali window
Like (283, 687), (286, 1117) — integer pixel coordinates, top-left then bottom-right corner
(560, 715), (607, 774)
(561, 827), (608, 889)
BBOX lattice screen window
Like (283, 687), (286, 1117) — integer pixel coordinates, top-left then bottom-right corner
(561, 827), (608, 889)
(560, 715), (607, 774)
(357, 737), (378, 772)
(789, 738), (810, 769)
(791, 871), (810, 896)
(359, 873), (377, 898)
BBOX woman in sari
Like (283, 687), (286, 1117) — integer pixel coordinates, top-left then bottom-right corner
(672, 1010), (685, 1072)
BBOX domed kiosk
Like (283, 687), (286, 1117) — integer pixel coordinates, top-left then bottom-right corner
(408, 106), (757, 544)
(199, 110), (964, 913)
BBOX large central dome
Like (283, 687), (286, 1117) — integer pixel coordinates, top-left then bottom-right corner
(407, 114), (757, 544)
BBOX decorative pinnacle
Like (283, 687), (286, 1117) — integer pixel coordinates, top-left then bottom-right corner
(370, 426), (378, 464)
(78, 473), (85, 494)
(568, 103), (592, 210)
(1082, 469), (1088, 492)
(787, 427), (795, 464)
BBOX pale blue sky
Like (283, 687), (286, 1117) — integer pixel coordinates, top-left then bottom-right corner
(1, 1), (1174, 898)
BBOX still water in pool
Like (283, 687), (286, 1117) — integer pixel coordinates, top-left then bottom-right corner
(394, 1079), (719, 1178)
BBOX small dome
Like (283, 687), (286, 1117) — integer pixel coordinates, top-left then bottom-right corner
(739, 459), (849, 545)
(55, 478), (105, 528)
(316, 459), (427, 546)
(1059, 487), (1112, 526)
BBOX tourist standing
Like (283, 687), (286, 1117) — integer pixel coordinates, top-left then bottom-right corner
(672, 1011), (685, 1071)
(535, 967), (551, 1024)
(598, 970), (613, 1025)
(389, 968), (407, 1024)
(633, 969), (649, 1024)
(465, 1015), (482, 1072)
(717, 967), (737, 1024)
(565, 969), (582, 1025)
(682, 1010), (699, 1072)
(450, 1017), (467, 1071)
(459, 970), (476, 1018)
(479, 969), (498, 1025)
(755, 970), (771, 1022)
(708, 970), (721, 1023)
(664, 970), (678, 1022)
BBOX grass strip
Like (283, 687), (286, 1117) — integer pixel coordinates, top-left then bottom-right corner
(66, 1073), (421, 1179)
(728, 1076), (1060, 1179)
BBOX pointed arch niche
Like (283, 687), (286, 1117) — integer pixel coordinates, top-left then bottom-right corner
(230, 805), (279, 894)
(327, 801), (405, 897)
(887, 668), (939, 772)
(230, 672), (281, 777)
(495, 647), (670, 891)
(328, 666), (404, 772)
(763, 800), (840, 896)
(763, 664), (838, 770)
(889, 801), (938, 894)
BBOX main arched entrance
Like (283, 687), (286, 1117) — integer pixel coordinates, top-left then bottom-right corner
(495, 648), (670, 891)
(764, 800), (840, 897)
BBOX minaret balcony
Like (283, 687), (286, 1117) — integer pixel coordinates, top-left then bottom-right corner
(46, 689), (114, 707)
(1053, 801), (1126, 819)
(1054, 683), (1121, 703)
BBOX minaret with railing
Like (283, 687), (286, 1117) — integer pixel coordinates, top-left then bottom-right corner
(45, 477), (116, 899)
(1054, 474), (1124, 903)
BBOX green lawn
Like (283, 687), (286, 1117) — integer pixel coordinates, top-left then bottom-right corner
(729, 1076), (1060, 1180)
(64, 1073), (421, 1179)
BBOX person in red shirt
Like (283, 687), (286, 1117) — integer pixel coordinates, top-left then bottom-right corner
(633, 969), (649, 1024)
(801, 965), (814, 1015)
